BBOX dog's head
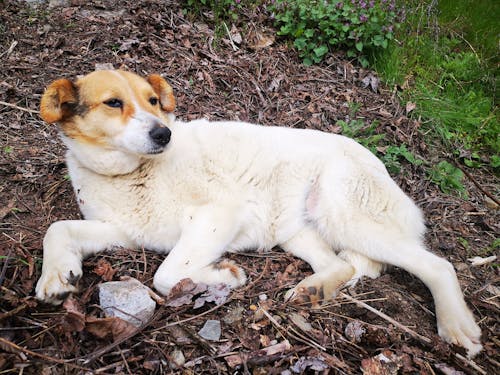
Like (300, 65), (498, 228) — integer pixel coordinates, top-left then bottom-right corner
(40, 70), (176, 157)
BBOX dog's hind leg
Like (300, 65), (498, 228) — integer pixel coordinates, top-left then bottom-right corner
(36, 220), (133, 304)
(153, 204), (247, 295)
(337, 249), (385, 286)
(281, 228), (355, 307)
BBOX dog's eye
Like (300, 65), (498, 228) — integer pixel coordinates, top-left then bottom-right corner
(149, 97), (159, 106)
(104, 99), (123, 108)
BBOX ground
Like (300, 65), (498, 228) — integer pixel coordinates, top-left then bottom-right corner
(0, 1), (498, 374)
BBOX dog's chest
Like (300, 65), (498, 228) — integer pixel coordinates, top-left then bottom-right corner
(71, 162), (183, 249)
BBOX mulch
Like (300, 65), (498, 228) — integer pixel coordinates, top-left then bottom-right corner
(0, 0), (498, 373)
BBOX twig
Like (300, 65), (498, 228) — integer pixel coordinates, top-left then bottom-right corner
(340, 292), (487, 375)
(0, 247), (13, 288)
(0, 303), (27, 321)
(259, 303), (326, 352)
(0, 100), (39, 114)
(451, 160), (500, 207)
(223, 22), (239, 51)
(0, 337), (91, 371)
(340, 292), (431, 344)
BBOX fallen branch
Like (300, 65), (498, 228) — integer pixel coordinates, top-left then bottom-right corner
(340, 292), (486, 375)
(0, 100), (39, 114)
(340, 292), (431, 345)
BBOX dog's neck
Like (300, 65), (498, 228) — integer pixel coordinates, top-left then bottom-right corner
(62, 135), (143, 176)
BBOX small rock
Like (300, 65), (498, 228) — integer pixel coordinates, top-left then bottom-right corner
(170, 349), (185, 369)
(258, 293), (268, 301)
(198, 319), (221, 341)
(345, 320), (366, 343)
(223, 306), (244, 325)
(98, 278), (156, 327)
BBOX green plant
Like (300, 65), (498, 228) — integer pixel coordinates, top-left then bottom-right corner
(271, 0), (402, 66)
(185, 0), (249, 21)
(336, 115), (422, 174)
(371, 0), (499, 171)
(428, 161), (467, 198)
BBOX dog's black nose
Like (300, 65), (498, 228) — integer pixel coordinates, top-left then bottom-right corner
(149, 126), (171, 147)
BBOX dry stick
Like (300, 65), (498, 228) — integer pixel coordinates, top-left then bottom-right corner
(340, 292), (487, 375)
(0, 100), (39, 114)
(0, 304), (27, 321)
(0, 337), (91, 371)
(340, 292), (431, 344)
(259, 303), (326, 352)
(451, 159), (500, 207)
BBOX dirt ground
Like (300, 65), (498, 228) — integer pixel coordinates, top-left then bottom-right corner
(0, 1), (498, 373)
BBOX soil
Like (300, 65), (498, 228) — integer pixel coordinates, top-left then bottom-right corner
(0, 1), (498, 374)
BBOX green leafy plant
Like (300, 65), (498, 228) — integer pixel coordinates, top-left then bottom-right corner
(184, 0), (250, 21)
(336, 115), (422, 174)
(428, 161), (467, 198)
(372, 0), (498, 171)
(271, 0), (401, 66)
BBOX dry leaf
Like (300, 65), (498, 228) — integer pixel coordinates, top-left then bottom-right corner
(406, 101), (416, 114)
(361, 350), (402, 375)
(289, 312), (313, 332)
(93, 258), (116, 281)
(290, 356), (329, 373)
(61, 297), (85, 332)
(166, 278), (208, 307)
(193, 283), (231, 308)
(86, 316), (137, 341)
(344, 320), (366, 343)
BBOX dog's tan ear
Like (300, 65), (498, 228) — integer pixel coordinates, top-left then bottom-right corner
(40, 79), (77, 123)
(147, 74), (176, 113)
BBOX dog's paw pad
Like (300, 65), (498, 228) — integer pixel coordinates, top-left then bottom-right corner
(285, 285), (325, 308)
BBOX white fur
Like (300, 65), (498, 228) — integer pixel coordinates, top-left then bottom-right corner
(36, 118), (482, 357)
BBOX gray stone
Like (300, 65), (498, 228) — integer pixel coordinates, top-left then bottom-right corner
(98, 278), (156, 327)
(198, 319), (221, 341)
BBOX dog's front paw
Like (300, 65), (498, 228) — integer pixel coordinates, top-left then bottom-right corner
(35, 255), (82, 305)
(213, 260), (247, 288)
(437, 308), (482, 358)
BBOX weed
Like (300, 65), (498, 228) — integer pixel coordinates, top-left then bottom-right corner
(3, 146), (13, 153)
(184, 0), (263, 22)
(428, 161), (467, 198)
(270, 0), (402, 66)
(371, 0), (499, 171)
(336, 115), (422, 174)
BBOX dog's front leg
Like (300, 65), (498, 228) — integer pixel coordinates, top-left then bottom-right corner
(153, 204), (246, 295)
(36, 220), (132, 304)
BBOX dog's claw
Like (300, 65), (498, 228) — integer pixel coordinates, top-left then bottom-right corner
(35, 255), (82, 305)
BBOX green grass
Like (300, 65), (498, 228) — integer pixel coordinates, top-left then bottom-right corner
(371, 0), (499, 179)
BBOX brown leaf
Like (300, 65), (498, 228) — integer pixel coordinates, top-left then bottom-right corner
(361, 350), (403, 375)
(93, 258), (116, 281)
(86, 316), (137, 341)
(406, 101), (416, 114)
(166, 278), (208, 307)
(61, 297), (85, 332)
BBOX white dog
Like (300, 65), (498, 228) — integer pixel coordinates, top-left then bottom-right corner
(36, 70), (481, 357)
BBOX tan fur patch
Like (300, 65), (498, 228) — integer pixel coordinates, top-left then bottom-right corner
(147, 74), (176, 112)
(40, 79), (77, 123)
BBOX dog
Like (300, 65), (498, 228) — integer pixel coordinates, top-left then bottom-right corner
(36, 70), (481, 357)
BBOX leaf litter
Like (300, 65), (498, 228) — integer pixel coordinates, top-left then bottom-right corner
(0, 0), (498, 373)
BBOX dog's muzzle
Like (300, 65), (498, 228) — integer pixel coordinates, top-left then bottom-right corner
(149, 126), (171, 148)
